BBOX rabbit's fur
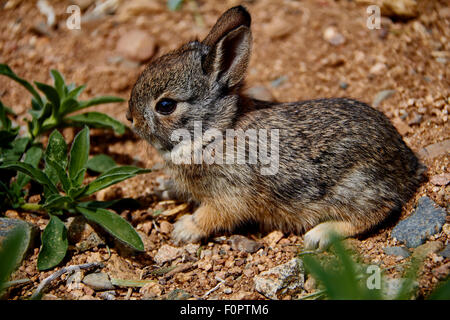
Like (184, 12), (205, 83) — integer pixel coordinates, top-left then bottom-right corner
(128, 6), (426, 249)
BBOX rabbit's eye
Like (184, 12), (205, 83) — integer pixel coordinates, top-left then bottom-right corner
(155, 98), (177, 115)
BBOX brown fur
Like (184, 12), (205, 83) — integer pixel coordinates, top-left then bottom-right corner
(128, 6), (426, 249)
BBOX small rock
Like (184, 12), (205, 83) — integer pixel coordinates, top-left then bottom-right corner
(96, 186), (123, 202)
(229, 235), (263, 254)
(165, 289), (192, 300)
(154, 244), (183, 264)
(370, 62), (387, 76)
(116, 30), (155, 62)
(245, 86), (275, 101)
(411, 241), (444, 260)
(263, 230), (284, 247)
(438, 244), (450, 258)
(432, 262), (450, 280)
(159, 221), (173, 235)
(372, 89), (396, 108)
(383, 246), (411, 258)
(0, 218), (39, 270)
(73, 0), (95, 11)
(270, 75), (288, 88)
(323, 26), (345, 46)
(392, 118), (411, 136)
(304, 275), (317, 292)
(183, 243), (200, 256)
(254, 258), (305, 300)
(264, 17), (295, 39)
(82, 272), (114, 291)
(117, 0), (164, 22)
(100, 291), (116, 300)
(417, 139), (450, 160)
(140, 282), (163, 299)
(65, 216), (105, 251)
(356, 0), (418, 19)
(408, 112), (423, 125)
(223, 287), (232, 294)
(430, 173), (450, 186)
(339, 81), (349, 90)
(392, 197), (447, 248)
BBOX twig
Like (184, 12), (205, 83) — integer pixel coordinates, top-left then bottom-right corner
(298, 289), (326, 300)
(163, 262), (194, 280)
(30, 262), (103, 300)
(202, 276), (225, 299)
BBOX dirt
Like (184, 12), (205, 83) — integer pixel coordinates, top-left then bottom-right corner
(0, 0), (449, 300)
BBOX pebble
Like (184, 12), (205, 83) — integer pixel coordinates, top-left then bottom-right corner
(116, 29), (155, 62)
(165, 289), (192, 300)
(264, 17), (295, 39)
(245, 86), (275, 101)
(82, 272), (115, 291)
(372, 89), (396, 108)
(339, 81), (349, 90)
(229, 235), (263, 254)
(270, 75), (288, 88)
(391, 196), (447, 248)
(383, 246), (411, 259)
(159, 221), (173, 235)
(263, 230), (284, 247)
(254, 258), (305, 300)
(0, 218), (39, 270)
(432, 262), (450, 280)
(429, 173), (450, 186)
(154, 244), (183, 264)
(139, 282), (163, 299)
(417, 139), (450, 159)
(65, 216), (105, 252)
(369, 62), (387, 76)
(323, 26), (345, 46)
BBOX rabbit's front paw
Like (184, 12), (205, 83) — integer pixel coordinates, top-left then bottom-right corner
(172, 214), (206, 244)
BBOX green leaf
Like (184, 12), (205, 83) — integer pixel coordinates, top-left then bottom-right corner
(68, 126), (89, 186)
(37, 215), (68, 271)
(0, 64), (43, 106)
(34, 81), (60, 110)
(429, 279), (450, 300)
(77, 206), (144, 252)
(43, 194), (72, 211)
(0, 223), (29, 291)
(66, 85), (85, 100)
(46, 159), (71, 193)
(66, 112), (126, 135)
(45, 130), (68, 169)
(76, 96), (124, 111)
(59, 98), (78, 116)
(86, 154), (117, 173)
(82, 166), (150, 197)
(50, 70), (66, 99)
(0, 137), (29, 163)
(0, 162), (58, 194)
(16, 145), (43, 189)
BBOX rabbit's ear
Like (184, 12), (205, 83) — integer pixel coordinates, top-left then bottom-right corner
(202, 6), (252, 88)
(203, 25), (252, 88)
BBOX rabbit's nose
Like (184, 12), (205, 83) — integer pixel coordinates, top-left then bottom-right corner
(126, 109), (133, 123)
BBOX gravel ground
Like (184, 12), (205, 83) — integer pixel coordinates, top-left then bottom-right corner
(0, 0), (448, 300)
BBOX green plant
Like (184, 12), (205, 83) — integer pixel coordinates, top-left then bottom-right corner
(0, 127), (150, 270)
(0, 224), (28, 296)
(0, 64), (125, 140)
(300, 236), (450, 300)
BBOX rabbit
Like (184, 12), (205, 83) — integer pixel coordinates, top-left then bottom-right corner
(127, 6), (426, 250)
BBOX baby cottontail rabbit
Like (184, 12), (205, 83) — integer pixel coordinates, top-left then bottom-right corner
(128, 6), (425, 249)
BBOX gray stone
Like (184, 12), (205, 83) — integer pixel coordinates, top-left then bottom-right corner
(82, 272), (114, 291)
(383, 246), (411, 258)
(0, 218), (39, 270)
(391, 197), (447, 248)
(254, 258), (305, 300)
(229, 235), (263, 254)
